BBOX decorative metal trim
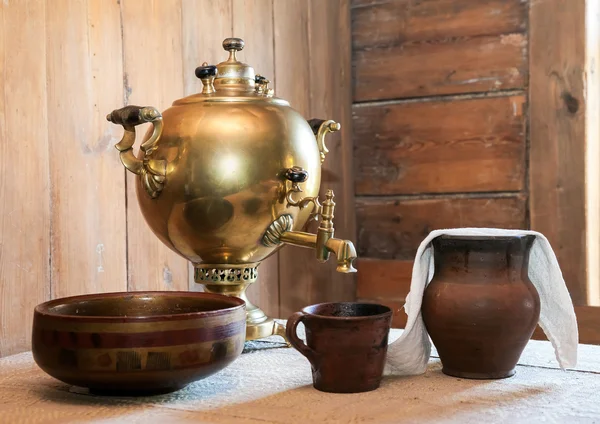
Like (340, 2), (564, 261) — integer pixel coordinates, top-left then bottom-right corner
(262, 215), (294, 247)
(194, 264), (259, 283)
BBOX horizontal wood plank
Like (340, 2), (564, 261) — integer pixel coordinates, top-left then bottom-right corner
(356, 258), (412, 301)
(354, 95), (526, 195)
(352, 0), (527, 51)
(356, 195), (527, 260)
(121, 0), (190, 292)
(353, 34), (527, 101)
(533, 306), (600, 346)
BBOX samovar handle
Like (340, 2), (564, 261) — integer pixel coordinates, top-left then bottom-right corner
(307, 119), (341, 164)
(106, 105), (166, 199)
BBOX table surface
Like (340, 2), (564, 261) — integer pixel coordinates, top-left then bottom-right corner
(1, 329), (599, 424)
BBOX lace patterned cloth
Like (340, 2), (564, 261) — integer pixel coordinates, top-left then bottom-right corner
(1, 329), (599, 424)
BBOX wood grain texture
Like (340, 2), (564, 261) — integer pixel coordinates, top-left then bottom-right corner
(354, 34), (527, 102)
(307, 0), (356, 307)
(352, 0), (527, 50)
(273, 0), (310, 118)
(354, 95), (526, 195)
(351, 0), (528, 102)
(352, 0), (527, 100)
(0, 1), (50, 357)
(121, 0), (189, 291)
(529, 0), (587, 305)
(277, 0), (356, 317)
(46, 0), (127, 298)
(182, 0), (232, 96)
(273, 0), (311, 318)
(356, 259), (411, 301)
(232, 0), (273, 83)
(356, 195), (527, 260)
(232, 0), (280, 318)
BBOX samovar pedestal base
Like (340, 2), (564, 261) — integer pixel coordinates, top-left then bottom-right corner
(194, 263), (289, 344)
(242, 297), (288, 343)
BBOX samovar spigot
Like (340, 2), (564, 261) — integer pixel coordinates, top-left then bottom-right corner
(317, 190), (357, 273)
(269, 189), (357, 273)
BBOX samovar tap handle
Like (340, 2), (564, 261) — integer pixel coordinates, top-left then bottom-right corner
(195, 64), (217, 94)
(284, 166), (322, 218)
(106, 105), (166, 199)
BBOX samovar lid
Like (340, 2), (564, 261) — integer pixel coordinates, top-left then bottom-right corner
(213, 38), (255, 92)
(175, 38), (285, 106)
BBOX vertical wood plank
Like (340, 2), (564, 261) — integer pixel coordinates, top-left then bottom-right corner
(0, 1), (50, 357)
(232, 0), (280, 318)
(46, 0), (127, 299)
(273, 0), (311, 317)
(307, 0), (356, 304)
(276, 0), (356, 317)
(529, 0), (587, 305)
(182, 0), (233, 97)
(121, 0), (189, 291)
(273, 0), (310, 116)
(232, 0), (273, 80)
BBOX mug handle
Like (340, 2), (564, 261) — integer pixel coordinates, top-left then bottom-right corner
(286, 312), (318, 364)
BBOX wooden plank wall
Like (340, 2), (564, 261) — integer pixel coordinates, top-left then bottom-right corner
(0, 2), (51, 357)
(0, 0), (355, 357)
(352, 0), (529, 326)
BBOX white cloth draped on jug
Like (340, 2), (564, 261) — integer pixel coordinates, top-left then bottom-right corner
(385, 228), (579, 376)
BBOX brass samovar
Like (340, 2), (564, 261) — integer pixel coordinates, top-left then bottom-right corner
(106, 38), (357, 341)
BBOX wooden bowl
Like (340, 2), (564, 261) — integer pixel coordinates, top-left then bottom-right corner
(32, 291), (246, 395)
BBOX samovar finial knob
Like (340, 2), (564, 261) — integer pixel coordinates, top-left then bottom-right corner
(223, 38), (244, 53)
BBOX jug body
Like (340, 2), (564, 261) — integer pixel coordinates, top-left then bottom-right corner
(422, 235), (540, 379)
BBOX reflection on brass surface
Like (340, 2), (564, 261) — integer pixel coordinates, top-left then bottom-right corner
(106, 38), (357, 341)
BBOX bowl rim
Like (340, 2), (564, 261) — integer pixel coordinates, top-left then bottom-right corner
(34, 291), (246, 323)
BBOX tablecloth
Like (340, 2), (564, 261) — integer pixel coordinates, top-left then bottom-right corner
(1, 329), (599, 424)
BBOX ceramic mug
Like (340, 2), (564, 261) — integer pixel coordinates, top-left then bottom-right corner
(286, 302), (392, 393)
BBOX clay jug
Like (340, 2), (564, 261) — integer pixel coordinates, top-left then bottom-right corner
(422, 235), (540, 379)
